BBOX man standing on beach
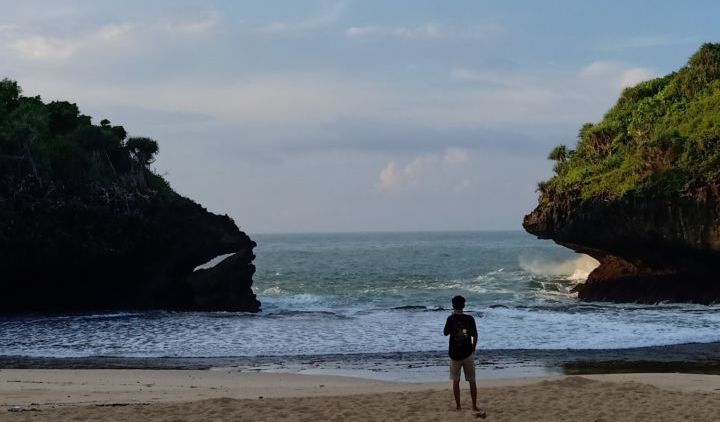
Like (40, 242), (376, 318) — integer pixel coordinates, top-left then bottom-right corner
(443, 295), (482, 414)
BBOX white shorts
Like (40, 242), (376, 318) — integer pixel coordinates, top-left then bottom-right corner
(449, 352), (476, 382)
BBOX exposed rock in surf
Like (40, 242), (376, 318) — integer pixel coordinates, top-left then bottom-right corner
(187, 251), (260, 312)
(392, 305), (427, 310)
(524, 184), (720, 304)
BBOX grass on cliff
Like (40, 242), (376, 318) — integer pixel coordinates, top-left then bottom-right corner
(0, 79), (175, 196)
(540, 43), (720, 201)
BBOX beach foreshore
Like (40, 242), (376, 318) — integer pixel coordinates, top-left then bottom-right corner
(1, 370), (719, 421)
(4, 341), (720, 382)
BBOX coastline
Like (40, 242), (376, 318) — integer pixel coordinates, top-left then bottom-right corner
(2, 370), (719, 421)
(3, 342), (720, 382)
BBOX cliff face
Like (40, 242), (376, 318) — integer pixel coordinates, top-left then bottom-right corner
(0, 178), (260, 313)
(524, 184), (720, 304)
(0, 79), (260, 314)
(524, 43), (720, 304)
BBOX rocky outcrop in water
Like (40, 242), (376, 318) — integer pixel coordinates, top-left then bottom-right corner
(0, 78), (259, 314)
(0, 178), (260, 314)
(523, 43), (720, 304)
(523, 184), (720, 304)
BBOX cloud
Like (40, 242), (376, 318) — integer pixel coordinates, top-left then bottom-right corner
(578, 60), (656, 89)
(10, 35), (77, 61)
(450, 67), (493, 82)
(597, 35), (699, 51)
(440, 60), (658, 129)
(444, 147), (469, 164)
(4, 13), (219, 62)
(378, 148), (471, 192)
(620, 67), (656, 87)
(258, 22), (291, 33)
(15, 56), (655, 145)
(258, 1), (347, 34)
(346, 23), (445, 40)
(345, 22), (500, 40)
(158, 12), (220, 34)
(450, 67), (531, 88)
(18, 74), (386, 127)
(93, 105), (213, 126)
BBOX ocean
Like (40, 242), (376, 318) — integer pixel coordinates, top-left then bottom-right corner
(3, 231), (720, 380)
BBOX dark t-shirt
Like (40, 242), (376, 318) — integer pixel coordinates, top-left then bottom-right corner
(443, 313), (478, 361)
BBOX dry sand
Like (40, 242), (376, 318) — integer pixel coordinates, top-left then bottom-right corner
(1, 369), (720, 421)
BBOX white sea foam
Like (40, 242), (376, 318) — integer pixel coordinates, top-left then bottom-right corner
(4, 304), (720, 358)
(519, 254), (600, 281)
(262, 286), (285, 295)
(4, 232), (720, 359)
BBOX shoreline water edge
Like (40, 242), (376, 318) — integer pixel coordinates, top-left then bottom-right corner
(3, 342), (720, 382)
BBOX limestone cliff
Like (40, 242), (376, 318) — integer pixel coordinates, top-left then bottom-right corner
(0, 176), (260, 314)
(524, 44), (720, 304)
(523, 185), (720, 303)
(0, 79), (260, 313)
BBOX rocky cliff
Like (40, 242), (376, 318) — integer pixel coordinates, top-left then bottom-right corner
(0, 178), (260, 314)
(0, 79), (260, 314)
(523, 185), (720, 303)
(524, 44), (720, 304)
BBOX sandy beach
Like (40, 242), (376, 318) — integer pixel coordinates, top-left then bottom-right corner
(2, 370), (720, 421)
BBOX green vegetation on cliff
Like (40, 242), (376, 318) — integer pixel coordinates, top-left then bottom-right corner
(541, 43), (720, 200)
(0, 79), (173, 194)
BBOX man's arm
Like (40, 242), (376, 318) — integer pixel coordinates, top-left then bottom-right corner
(443, 316), (451, 336)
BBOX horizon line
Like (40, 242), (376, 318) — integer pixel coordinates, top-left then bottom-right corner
(247, 228), (528, 236)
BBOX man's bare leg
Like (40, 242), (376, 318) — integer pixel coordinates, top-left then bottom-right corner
(469, 381), (479, 411)
(453, 380), (461, 410)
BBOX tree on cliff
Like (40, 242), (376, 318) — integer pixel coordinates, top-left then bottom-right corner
(126, 137), (159, 166)
(0, 79), (20, 114)
(548, 145), (568, 163)
(0, 79), (171, 193)
(540, 43), (720, 200)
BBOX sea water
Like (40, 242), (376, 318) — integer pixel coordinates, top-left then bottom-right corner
(2, 231), (720, 360)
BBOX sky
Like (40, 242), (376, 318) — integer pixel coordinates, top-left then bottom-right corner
(0, 0), (718, 233)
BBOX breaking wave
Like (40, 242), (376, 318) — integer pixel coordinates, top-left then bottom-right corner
(519, 254), (600, 281)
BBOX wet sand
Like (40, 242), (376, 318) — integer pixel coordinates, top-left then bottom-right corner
(2, 370), (720, 421)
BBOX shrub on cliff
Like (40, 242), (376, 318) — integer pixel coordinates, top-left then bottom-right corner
(0, 79), (173, 193)
(542, 43), (720, 200)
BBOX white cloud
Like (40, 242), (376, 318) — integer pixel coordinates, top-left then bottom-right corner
(159, 12), (220, 34)
(346, 22), (500, 40)
(10, 36), (77, 61)
(450, 67), (531, 88)
(19, 75), (385, 126)
(258, 22), (291, 34)
(258, 2), (347, 34)
(378, 148), (471, 192)
(4, 14), (219, 62)
(620, 67), (656, 87)
(450, 67), (491, 82)
(435, 60), (659, 127)
(578, 61), (617, 78)
(346, 23), (444, 40)
(15, 56), (658, 134)
(598, 35), (698, 51)
(444, 147), (469, 164)
(579, 60), (656, 89)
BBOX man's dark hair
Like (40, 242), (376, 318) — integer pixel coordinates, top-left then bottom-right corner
(452, 295), (466, 310)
